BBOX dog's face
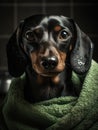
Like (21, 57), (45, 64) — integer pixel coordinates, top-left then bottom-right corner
(7, 15), (93, 77)
(21, 16), (74, 77)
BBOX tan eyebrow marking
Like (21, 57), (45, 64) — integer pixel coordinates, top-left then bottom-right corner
(54, 25), (61, 32)
(34, 27), (41, 34)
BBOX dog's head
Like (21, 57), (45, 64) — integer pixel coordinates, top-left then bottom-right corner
(7, 15), (93, 77)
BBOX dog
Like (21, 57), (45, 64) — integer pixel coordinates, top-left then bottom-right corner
(6, 15), (93, 103)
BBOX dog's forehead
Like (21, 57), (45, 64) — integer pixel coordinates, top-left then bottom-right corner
(23, 15), (73, 31)
(40, 16), (68, 27)
(40, 16), (61, 24)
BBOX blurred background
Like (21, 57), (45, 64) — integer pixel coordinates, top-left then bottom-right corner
(0, 0), (98, 101)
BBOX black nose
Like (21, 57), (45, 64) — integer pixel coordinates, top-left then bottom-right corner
(41, 56), (58, 70)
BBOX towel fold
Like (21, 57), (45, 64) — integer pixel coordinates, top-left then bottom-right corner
(0, 60), (98, 130)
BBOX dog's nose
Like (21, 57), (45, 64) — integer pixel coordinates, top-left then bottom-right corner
(41, 56), (58, 70)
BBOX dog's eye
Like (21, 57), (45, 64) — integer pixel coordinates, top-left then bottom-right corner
(59, 30), (69, 40)
(25, 30), (35, 41)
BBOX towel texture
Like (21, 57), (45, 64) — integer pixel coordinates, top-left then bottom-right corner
(0, 60), (98, 130)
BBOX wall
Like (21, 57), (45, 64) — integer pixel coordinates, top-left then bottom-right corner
(0, 0), (98, 71)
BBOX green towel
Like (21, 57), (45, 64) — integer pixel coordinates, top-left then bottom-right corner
(0, 60), (98, 130)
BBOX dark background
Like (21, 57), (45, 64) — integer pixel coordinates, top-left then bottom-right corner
(0, 0), (98, 72)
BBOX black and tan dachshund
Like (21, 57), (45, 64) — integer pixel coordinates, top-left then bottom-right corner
(7, 15), (93, 103)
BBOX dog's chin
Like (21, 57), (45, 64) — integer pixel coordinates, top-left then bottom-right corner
(39, 72), (61, 77)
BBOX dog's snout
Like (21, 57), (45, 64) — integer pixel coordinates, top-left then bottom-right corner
(41, 56), (58, 70)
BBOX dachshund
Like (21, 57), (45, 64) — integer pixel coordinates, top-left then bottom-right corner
(6, 15), (93, 103)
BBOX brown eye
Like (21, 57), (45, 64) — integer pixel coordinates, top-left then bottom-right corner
(59, 30), (69, 40)
(25, 30), (35, 41)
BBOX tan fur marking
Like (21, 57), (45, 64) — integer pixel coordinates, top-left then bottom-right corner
(54, 26), (61, 32)
(56, 50), (66, 71)
(30, 52), (37, 64)
(52, 76), (60, 84)
(30, 52), (44, 74)
(37, 75), (44, 84)
(35, 28), (40, 33)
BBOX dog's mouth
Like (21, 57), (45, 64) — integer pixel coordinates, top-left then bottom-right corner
(39, 71), (61, 77)
(32, 63), (65, 77)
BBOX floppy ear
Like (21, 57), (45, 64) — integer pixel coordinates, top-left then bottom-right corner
(6, 21), (27, 77)
(70, 23), (94, 75)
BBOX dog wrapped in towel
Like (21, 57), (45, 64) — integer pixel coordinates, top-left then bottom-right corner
(0, 15), (98, 130)
(0, 60), (98, 130)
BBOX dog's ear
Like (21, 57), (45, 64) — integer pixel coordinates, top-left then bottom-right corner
(70, 21), (94, 75)
(6, 21), (27, 77)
